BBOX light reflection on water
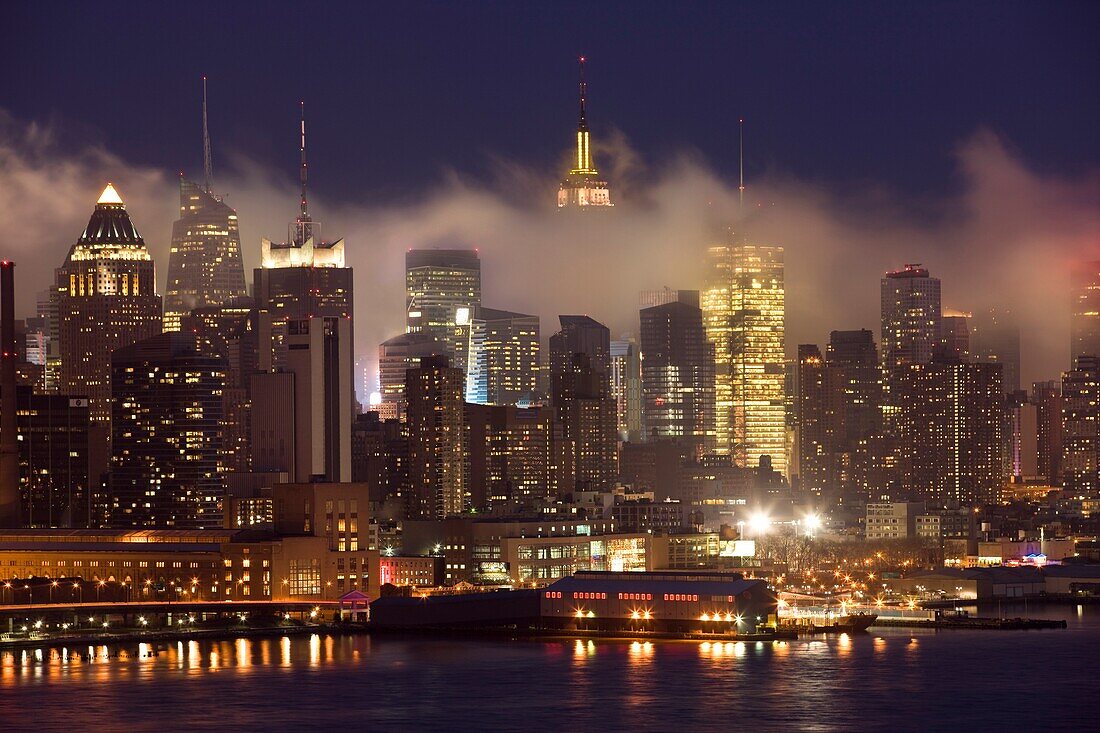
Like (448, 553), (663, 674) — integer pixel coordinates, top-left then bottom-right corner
(0, 602), (1094, 732)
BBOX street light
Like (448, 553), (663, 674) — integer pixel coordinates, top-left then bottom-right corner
(50, 580), (59, 603)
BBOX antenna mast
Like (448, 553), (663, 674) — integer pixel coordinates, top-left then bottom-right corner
(202, 76), (213, 193)
(738, 118), (745, 220)
(299, 100), (309, 220)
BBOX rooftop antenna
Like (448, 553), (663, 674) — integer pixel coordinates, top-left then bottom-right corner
(202, 76), (213, 193)
(578, 56), (588, 130)
(299, 100), (309, 221)
(738, 118), (745, 221)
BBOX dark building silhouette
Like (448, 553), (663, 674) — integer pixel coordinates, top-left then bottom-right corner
(552, 353), (617, 492)
(1071, 261), (1100, 362)
(970, 307), (1022, 394)
(109, 332), (226, 529)
(639, 297), (715, 456)
(549, 315), (611, 394)
(1032, 380), (1063, 486)
(351, 412), (408, 506)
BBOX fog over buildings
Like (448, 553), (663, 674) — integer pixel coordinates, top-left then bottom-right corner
(1, 111), (1098, 393)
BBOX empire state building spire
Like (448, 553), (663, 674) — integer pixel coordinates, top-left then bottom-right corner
(558, 56), (613, 209)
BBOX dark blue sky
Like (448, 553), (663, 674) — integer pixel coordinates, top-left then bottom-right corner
(5, 1), (1098, 203)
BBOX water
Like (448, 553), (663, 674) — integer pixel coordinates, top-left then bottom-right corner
(1, 602), (1094, 732)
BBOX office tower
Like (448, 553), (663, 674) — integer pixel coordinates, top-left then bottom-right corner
(639, 288), (699, 310)
(1071, 261), (1100, 361)
(701, 240), (786, 474)
(31, 289), (61, 392)
(405, 249), (481, 371)
(939, 309), (971, 361)
(552, 353), (618, 491)
(254, 105), (352, 367)
(639, 296), (716, 456)
(465, 307), (540, 406)
(251, 317), (353, 484)
(466, 403), (556, 510)
(970, 308), (1022, 393)
(549, 315), (612, 392)
(377, 332), (445, 420)
(895, 360), (1006, 504)
(9, 387), (92, 527)
(826, 329), (882, 444)
(163, 178), (247, 331)
(880, 263), (942, 376)
(610, 339), (643, 442)
(109, 332), (226, 529)
(351, 412), (408, 505)
(406, 355), (467, 518)
(1061, 356), (1099, 496)
(557, 57), (613, 209)
(1032, 380), (1063, 486)
(56, 185), (163, 425)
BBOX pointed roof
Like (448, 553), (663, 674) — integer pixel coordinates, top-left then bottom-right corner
(97, 183), (124, 205)
(78, 184), (144, 246)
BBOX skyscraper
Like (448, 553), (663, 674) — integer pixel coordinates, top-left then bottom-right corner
(1061, 355), (1099, 496)
(970, 307), (1022, 393)
(701, 241), (786, 474)
(796, 344), (837, 495)
(549, 315), (612, 392)
(406, 355), (467, 518)
(405, 249), (481, 372)
(162, 178), (247, 331)
(465, 403), (556, 510)
(639, 297), (716, 456)
(552, 353), (618, 491)
(610, 339), (643, 442)
(56, 184), (163, 425)
(109, 331), (226, 529)
(826, 329), (882, 445)
(895, 360), (1005, 504)
(377, 332), (446, 421)
(1032, 380), (1063, 486)
(1071, 261), (1100, 362)
(464, 307), (540, 406)
(557, 57), (613, 209)
(939, 309), (971, 361)
(881, 264), (942, 375)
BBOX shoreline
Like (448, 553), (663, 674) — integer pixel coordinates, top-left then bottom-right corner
(0, 623), (368, 652)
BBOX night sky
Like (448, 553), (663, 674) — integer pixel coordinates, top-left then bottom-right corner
(6, 1), (1098, 203)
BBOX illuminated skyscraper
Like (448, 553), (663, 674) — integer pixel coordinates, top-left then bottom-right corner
(639, 296), (715, 456)
(701, 240), (786, 474)
(557, 57), (613, 209)
(56, 184), (163, 425)
(552, 352), (619, 491)
(610, 339), (643, 442)
(880, 264), (941, 376)
(163, 178), (246, 331)
(1071, 261), (1100, 361)
(405, 249), (481, 372)
(378, 332), (445, 420)
(464, 307), (540, 406)
(109, 331), (226, 529)
(1061, 355), (1100, 496)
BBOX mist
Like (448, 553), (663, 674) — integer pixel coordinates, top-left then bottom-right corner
(2, 110), (1098, 393)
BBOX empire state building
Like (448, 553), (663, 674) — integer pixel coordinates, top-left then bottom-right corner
(557, 57), (613, 209)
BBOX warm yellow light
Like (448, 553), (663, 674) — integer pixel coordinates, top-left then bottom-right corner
(97, 183), (124, 205)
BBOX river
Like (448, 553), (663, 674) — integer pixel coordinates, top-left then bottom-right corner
(1, 602), (1093, 732)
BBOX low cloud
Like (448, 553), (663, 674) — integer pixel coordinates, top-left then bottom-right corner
(1, 111), (1097, 394)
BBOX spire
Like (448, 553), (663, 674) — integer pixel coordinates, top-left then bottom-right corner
(299, 100), (309, 221)
(97, 183), (123, 205)
(738, 118), (745, 219)
(202, 76), (213, 193)
(572, 56), (595, 175)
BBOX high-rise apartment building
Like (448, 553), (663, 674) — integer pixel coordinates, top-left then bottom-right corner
(109, 332), (226, 529)
(796, 344), (838, 495)
(465, 307), (540, 406)
(405, 249), (481, 372)
(1071, 261), (1100, 362)
(895, 360), (1005, 504)
(610, 339), (643, 442)
(377, 332), (445, 420)
(639, 297), (715, 456)
(1061, 356), (1099, 496)
(701, 241), (786, 474)
(552, 353), (618, 492)
(970, 308), (1022, 393)
(558, 57), (613, 209)
(56, 185), (163, 426)
(163, 178), (247, 331)
(466, 403), (557, 510)
(1032, 380), (1063, 486)
(881, 263), (941, 376)
(826, 329), (882, 445)
(406, 355), (467, 518)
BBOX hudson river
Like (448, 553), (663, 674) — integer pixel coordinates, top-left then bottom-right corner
(2, 602), (1093, 732)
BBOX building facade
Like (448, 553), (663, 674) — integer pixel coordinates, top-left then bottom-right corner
(406, 355), (467, 518)
(405, 249), (481, 374)
(464, 307), (540, 406)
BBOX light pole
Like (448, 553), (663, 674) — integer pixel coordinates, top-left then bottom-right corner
(25, 584), (31, 605)
(50, 580), (59, 603)
(72, 582), (81, 603)
(96, 580), (105, 603)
